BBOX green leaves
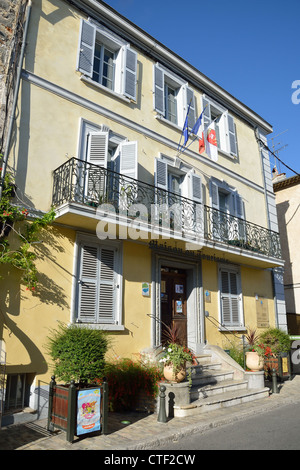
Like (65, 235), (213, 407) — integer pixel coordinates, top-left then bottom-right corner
(0, 170), (55, 290)
(47, 323), (109, 384)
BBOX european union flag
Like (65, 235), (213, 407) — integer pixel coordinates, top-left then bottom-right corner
(183, 114), (189, 146)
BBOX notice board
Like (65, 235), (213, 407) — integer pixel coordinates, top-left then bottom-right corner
(256, 296), (269, 328)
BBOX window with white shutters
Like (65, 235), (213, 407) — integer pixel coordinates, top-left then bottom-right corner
(78, 121), (138, 207)
(77, 19), (137, 101)
(219, 267), (243, 328)
(77, 241), (120, 325)
(154, 157), (203, 234)
(209, 179), (245, 242)
(202, 95), (238, 157)
(154, 64), (196, 129)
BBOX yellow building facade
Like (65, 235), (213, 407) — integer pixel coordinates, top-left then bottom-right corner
(0, 0), (287, 420)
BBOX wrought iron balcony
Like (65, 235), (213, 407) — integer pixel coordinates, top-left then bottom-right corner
(52, 158), (282, 259)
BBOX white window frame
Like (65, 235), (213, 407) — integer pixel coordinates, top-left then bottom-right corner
(72, 233), (124, 330)
(218, 264), (244, 330)
(77, 19), (137, 101)
(153, 64), (196, 130)
(202, 95), (238, 158)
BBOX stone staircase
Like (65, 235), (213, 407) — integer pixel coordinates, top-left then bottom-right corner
(170, 346), (270, 418)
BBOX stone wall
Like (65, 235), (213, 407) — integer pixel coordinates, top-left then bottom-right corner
(0, 0), (26, 153)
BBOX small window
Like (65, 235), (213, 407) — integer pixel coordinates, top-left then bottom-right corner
(219, 266), (243, 328)
(93, 42), (115, 90)
(203, 95), (238, 157)
(165, 83), (178, 124)
(77, 20), (137, 101)
(76, 238), (122, 326)
(154, 64), (196, 129)
(210, 179), (245, 242)
(4, 374), (29, 411)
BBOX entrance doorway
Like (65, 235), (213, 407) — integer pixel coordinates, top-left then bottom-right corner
(161, 266), (187, 346)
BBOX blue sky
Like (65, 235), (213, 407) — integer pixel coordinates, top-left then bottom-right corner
(103, 0), (300, 178)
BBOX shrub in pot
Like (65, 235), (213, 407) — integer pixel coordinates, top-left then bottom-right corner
(47, 322), (109, 384)
(258, 328), (291, 357)
(46, 323), (110, 439)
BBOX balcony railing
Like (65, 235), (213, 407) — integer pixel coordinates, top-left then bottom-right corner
(52, 158), (282, 259)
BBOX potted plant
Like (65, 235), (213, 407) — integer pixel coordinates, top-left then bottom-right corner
(159, 343), (195, 383)
(46, 323), (109, 441)
(258, 328), (291, 380)
(244, 328), (264, 371)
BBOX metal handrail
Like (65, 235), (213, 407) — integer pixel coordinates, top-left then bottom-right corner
(52, 157), (282, 259)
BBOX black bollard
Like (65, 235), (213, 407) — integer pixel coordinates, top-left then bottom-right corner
(272, 368), (279, 394)
(157, 385), (167, 423)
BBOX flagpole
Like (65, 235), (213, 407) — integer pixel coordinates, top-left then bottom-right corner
(177, 99), (192, 154)
(177, 110), (221, 158)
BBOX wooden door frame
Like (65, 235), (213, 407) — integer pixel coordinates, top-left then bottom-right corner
(161, 269), (188, 346)
(151, 253), (204, 350)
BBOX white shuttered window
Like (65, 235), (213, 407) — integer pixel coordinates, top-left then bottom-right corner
(77, 19), (137, 101)
(153, 64), (196, 129)
(219, 266), (243, 328)
(77, 240), (121, 325)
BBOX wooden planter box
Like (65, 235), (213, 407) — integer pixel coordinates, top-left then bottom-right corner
(47, 376), (108, 442)
(264, 352), (292, 382)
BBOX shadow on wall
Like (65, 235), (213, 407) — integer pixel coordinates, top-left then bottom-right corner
(0, 225), (72, 376)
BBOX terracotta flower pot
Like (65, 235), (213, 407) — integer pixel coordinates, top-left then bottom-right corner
(246, 351), (263, 371)
(163, 363), (186, 383)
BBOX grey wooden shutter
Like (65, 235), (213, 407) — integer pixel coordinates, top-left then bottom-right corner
(191, 173), (202, 203)
(209, 181), (220, 239)
(77, 20), (96, 77)
(227, 114), (238, 157)
(220, 269), (240, 326)
(234, 191), (246, 240)
(78, 244), (98, 323)
(155, 158), (168, 191)
(154, 158), (168, 224)
(210, 181), (219, 210)
(124, 47), (137, 100)
(186, 87), (196, 129)
(98, 248), (115, 323)
(154, 65), (165, 115)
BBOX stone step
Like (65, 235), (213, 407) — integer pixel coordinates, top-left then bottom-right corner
(173, 387), (270, 418)
(190, 369), (235, 387)
(189, 362), (222, 375)
(194, 354), (213, 364)
(190, 379), (248, 401)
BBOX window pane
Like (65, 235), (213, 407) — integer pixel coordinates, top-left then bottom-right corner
(92, 44), (115, 90)
(165, 84), (177, 124)
(5, 374), (25, 410)
(92, 42), (102, 83)
(102, 48), (114, 90)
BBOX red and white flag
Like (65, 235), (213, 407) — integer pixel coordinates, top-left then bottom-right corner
(198, 131), (205, 154)
(206, 122), (218, 161)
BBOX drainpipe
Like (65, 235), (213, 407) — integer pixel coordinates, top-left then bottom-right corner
(0, 0), (32, 200)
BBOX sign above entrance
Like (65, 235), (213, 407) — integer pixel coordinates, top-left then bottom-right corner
(149, 241), (229, 264)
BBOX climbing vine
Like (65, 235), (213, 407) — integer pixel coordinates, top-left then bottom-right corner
(0, 161), (55, 291)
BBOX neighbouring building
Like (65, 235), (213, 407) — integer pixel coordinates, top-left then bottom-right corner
(273, 170), (300, 334)
(0, 0), (287, 422)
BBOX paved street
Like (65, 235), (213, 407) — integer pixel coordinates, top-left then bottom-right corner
(159, 401), (300, 450)
(1, 376), (300, 451)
